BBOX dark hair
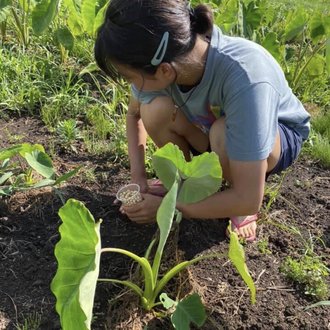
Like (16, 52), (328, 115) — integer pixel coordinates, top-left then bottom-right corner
(94, 0), (213, 80)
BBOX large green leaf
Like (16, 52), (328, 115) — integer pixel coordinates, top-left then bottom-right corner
(63, 0), (83, 36)
(32, 0), (60, 35)
(228, 228), (256, 304)
(152, 175), (179, 282)
(153, 143), (222, 204)
(171, 293), (206, 330)
(24, 150), (55, 179)
(81, 0), (98, 36)
(51, 199), (102, 330)
(93, 0), (108, 36)
(284, 11), (307, 42)
(54, 26), (75, 51)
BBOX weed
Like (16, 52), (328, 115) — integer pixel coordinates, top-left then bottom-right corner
(14, 312), (42, 330)
(280, 255), (329, 300)
(257, 238), (271, 255)
(56, 119), (81, 146)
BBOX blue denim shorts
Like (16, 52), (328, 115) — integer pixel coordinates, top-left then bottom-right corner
(266, 122), (303, 178)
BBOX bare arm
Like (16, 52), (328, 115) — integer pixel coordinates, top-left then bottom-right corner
(122, 159), (267, 224)
(126, 95), (148, 192)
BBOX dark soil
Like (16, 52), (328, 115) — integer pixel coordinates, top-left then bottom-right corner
(0, 117), (329, 330)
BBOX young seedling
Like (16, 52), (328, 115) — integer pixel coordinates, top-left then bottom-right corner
(0, 143), (81, 196)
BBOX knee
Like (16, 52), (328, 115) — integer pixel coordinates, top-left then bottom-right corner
(209, 117), (226, 153)
(140, 96), (174, 135)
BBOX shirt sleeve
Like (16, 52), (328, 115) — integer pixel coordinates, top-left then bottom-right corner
(131, 84), (168, 104)
(224, 82), (280, 161)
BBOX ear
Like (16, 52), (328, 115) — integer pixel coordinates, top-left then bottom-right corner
(156, 63), (176, 81)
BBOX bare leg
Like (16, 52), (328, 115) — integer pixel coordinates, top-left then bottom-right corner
(140, 96), (209, 160)
(209, 117), (281, 240)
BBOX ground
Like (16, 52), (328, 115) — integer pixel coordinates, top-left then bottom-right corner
(0, 117), (329, 330)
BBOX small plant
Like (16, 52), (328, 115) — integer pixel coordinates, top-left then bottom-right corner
(56, 119), (81, 146)
(0, 143), (81, 196)
(51, 143), (256, 330)
(257, 238), (271, 255)
(280, 255), (329, 300)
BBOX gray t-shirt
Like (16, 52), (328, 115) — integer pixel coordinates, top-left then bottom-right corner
(131, 26), (310, 161)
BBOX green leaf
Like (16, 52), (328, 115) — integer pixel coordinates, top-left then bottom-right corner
(54, 26), (75, 51)
(81, 0), (98, 36)
(19, 143), (45, 156)
(228, 228), (256, 304)
(306, 54), (325, 77)
(30, 178), (56, 189)
(51, 199), (102, 330)
(152, 175), (179, 282)
(24, 150), (55, 179)
(93, 0), (108, 36)
(285, 11), (307, 42)
(0, 0), (11, 10)
(262, 32), (283, 63)
(152, 143), (185, 190)
(63, 0), (83, 36)
(55, 165), (82, 185)
(0, 145), (23, 161)
(309, 15), (326, 43)
(171, 293), (207, 330)
(79, 62), (99, 76)
(32, 0), (60, 35)
(0, 0), (11, 23)
(0, 171), (13, 185)
(0, 186), (12, 195)
(159, 293), (177, 310)
(304, 300), (330, 310)
(152, 143), (222, 204)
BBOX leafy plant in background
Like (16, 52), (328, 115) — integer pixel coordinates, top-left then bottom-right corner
(51, 143), (256, 330)
(0, 143), (80, 196)
(280, 255), (329, 300)
(56, 118), (81, 149)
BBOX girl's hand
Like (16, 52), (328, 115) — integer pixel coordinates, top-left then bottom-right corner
(120, 193), (162, 224)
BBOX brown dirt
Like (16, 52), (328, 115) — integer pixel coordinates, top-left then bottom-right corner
(0, 116), (329, 330)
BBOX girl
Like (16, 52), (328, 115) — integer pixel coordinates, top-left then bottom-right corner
(94, 0), (310, 241)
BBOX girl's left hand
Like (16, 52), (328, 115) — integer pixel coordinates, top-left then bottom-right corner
(120, 193), (163, 224)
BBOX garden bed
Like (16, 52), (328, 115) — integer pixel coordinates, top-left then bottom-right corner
(0, 116), (329, 329)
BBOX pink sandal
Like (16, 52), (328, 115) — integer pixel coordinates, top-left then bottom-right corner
(227, 214), (258, 242)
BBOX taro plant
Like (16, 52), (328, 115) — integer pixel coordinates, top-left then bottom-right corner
(0, 143), (80, 196)
(51, 143), (256, 330)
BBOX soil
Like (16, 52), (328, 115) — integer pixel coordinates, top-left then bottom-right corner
(0, 116), (329, 330)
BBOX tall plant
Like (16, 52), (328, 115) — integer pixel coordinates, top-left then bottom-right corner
(51, 143), (256, 330)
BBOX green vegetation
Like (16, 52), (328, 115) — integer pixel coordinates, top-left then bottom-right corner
(280, 255), (329, 300)
(51, 144), (256, 329)
(0, 0), (329, 327)
(0, 143), (80, 195)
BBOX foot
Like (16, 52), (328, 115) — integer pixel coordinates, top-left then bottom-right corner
(228, 214), (258, 242)
(147, 179), (167, 197)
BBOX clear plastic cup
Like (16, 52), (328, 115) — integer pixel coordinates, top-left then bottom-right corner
(116, 183), (142, 206)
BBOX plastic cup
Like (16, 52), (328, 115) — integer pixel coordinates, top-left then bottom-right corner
(116, 183), (142, 206)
